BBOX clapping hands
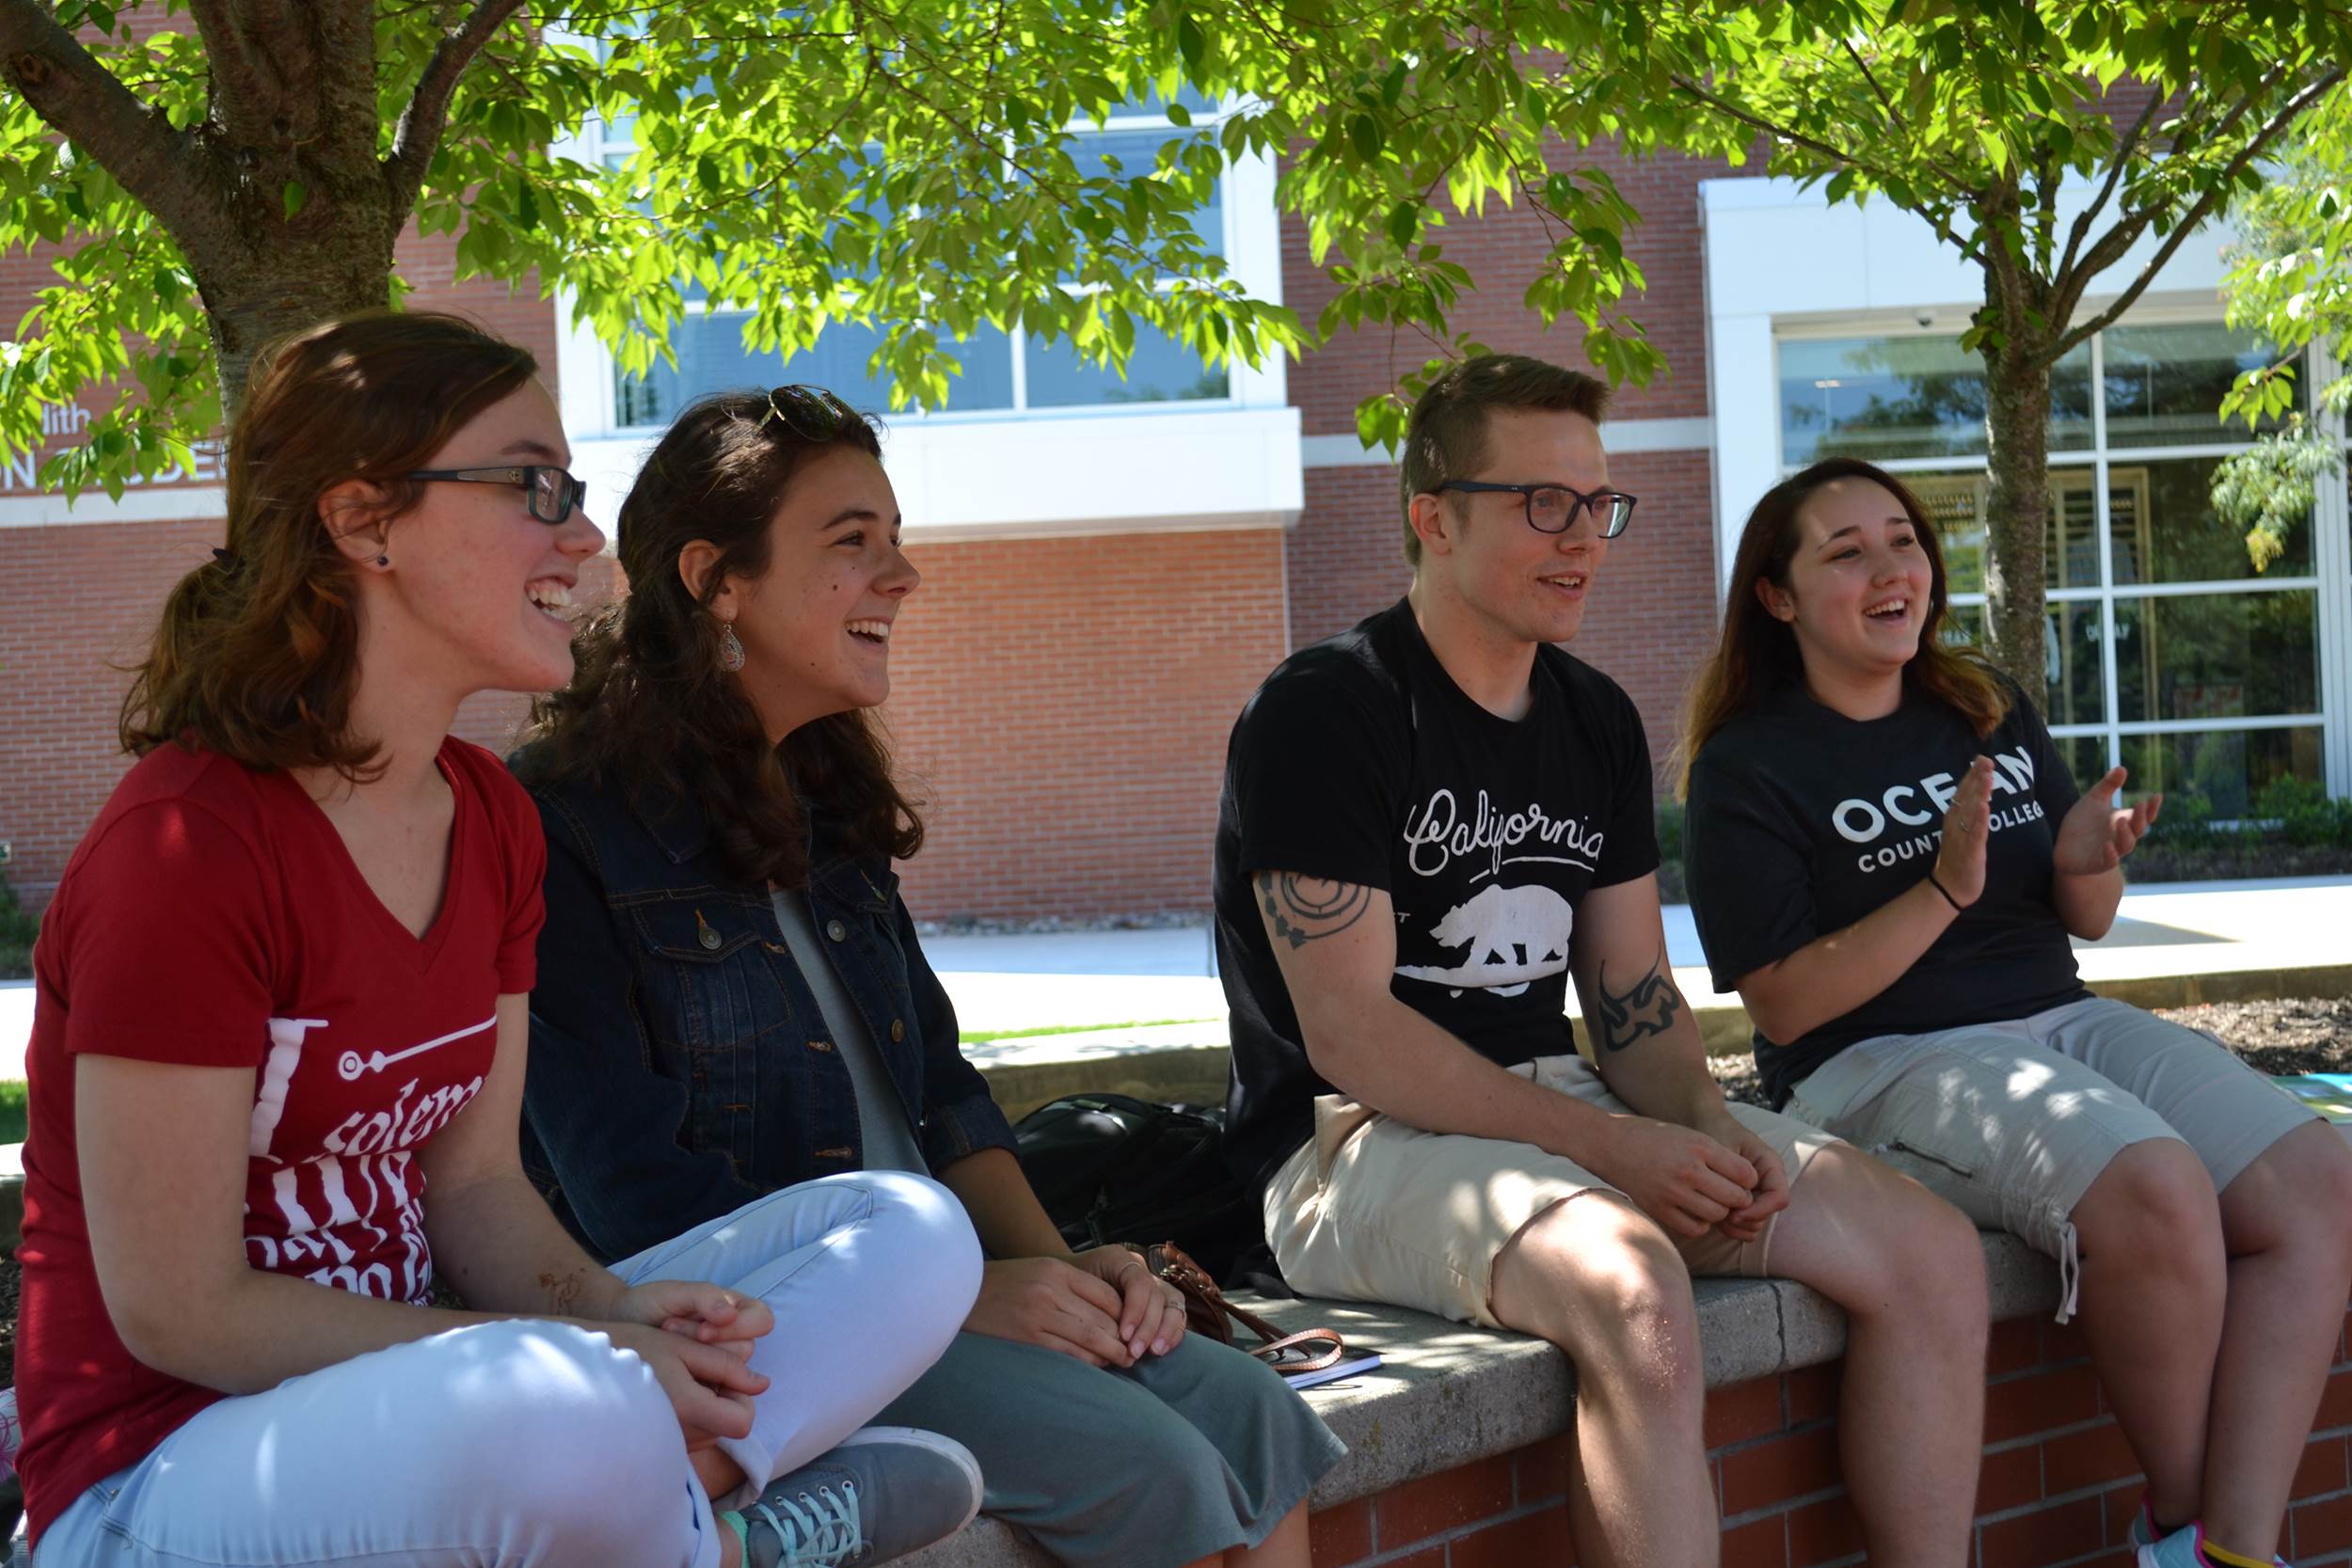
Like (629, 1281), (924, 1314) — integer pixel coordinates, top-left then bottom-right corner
(2053, 766), (2161, 876)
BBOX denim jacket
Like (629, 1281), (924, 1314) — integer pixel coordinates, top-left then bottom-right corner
(516, 764), (1017, 1263)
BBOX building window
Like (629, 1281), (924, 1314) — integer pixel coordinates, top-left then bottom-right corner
(1777, 334), (2092, 466)
(1783, 321), (2327, 813)
(591, 93), (1233, 427)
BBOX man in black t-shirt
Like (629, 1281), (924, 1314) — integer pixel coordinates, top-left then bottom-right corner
(1215, 356), (1992, 1566)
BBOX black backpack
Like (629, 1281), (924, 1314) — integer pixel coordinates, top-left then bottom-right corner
(1012, 1094), (1262, 1283)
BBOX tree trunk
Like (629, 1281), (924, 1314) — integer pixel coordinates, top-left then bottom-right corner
(1979, 341), (2051, 696)
(181, 178), (404, 415)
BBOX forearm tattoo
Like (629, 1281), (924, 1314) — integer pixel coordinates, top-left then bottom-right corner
(1596, 950), (1683, 1053)
(1258, 871), (1372, 949)
(539, 1267), (590, 1318)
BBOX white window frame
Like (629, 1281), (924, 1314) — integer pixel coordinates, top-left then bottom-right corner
(581, 106), (1256, 431)
(552, 73), (1301, 542)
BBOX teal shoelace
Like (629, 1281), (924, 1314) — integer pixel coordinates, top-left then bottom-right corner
(744, 1481), (865, 1568)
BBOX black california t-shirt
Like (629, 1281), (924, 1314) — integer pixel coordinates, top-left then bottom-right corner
(1216, 598), (1661, 1196)
(1682, 680), (2090, 1109)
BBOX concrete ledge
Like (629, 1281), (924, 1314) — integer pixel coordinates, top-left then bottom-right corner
(966, 963), (2352, 1118)
(2089, 961), (2352, 1011)
(900, 1232), (2064, 1567)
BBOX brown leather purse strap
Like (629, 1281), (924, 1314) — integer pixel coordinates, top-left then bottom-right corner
(1145, 1242), (1348, 1374)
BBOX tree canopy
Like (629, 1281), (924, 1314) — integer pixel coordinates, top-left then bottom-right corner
(4, 2), (2347, 694)
(2211, 83), (2351, 572)
(0, 0), (1661, 499)
(1563, 0), (2347, 686)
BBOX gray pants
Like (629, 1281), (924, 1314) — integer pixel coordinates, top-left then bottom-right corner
(1786, 996), (2319, 1323)
(876, 1331), (1345, 1568)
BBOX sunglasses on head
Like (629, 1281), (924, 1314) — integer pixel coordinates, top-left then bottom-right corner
(760, 384), (861, 441)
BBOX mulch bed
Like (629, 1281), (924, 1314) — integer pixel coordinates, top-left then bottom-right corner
(0, 998), (2344, 1394)
(1708, 995), (2352, 1107)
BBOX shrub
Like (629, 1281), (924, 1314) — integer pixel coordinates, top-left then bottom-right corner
(2255, 775), (2352, 848)
(0, 874), (38, 980)
(1654, 800), (1685, 863)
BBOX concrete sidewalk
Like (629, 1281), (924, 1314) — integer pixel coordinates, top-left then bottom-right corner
(930, 874), (2352, 1034)
(2, 875), (2344, 1080)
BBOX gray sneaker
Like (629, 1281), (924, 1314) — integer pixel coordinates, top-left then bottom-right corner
(723, 1427), (983, 1568)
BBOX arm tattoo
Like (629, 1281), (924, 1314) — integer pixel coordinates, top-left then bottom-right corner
(1258, 871), (1372, 949)
(1596, 950), (1684, 1053)
(539, 1267), (589, 1318)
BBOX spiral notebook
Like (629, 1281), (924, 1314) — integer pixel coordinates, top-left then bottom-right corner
(1282, 1352), (1384, 1390)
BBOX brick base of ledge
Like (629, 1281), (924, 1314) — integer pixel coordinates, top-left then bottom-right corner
(1306, 1307), (2352, 1568)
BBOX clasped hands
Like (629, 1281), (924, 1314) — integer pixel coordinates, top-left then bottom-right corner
(599, 1278), (775, 1444)
(962, 1245), (1190, 1369)
(1590, 1110), (1791, 1244)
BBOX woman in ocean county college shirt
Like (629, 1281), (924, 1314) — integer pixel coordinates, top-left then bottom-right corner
(14, 312), (981, 1568)
(1678, 455), (2352, 1568)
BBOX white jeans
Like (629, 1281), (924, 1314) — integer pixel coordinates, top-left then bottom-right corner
(35, 1172), (981, 1568)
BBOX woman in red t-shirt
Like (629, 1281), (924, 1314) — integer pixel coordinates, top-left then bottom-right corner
(16, 312), (984, 1568)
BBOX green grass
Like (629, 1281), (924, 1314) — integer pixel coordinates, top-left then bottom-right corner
(961, 1017), (1216, 1045)
(0, 1082), (23, 1146)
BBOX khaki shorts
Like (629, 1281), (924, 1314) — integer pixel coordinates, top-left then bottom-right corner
(1263, 1054), (1842, 1329)
(1784, 995), (2319, 1323)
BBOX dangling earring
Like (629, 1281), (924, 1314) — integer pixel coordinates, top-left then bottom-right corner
(719, 621), (745, 673)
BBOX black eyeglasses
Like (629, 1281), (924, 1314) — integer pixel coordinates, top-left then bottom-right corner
(761, 384), (861, 441)
(405, 465), (587, 525)
(1433, 481), (1637, 539)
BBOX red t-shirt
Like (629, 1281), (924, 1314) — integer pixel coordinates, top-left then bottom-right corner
(14, 737), (546, 1542)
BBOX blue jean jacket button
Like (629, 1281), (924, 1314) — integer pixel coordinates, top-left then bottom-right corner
(825, 919), (848, 942)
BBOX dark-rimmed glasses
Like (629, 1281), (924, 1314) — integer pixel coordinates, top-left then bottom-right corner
(1433, 481), (1637, 539)
(404, 465), (587, 525)
(762, 384), (860, 441)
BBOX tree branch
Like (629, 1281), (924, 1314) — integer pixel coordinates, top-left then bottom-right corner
(183, 0), (281, 142)
(1839, 37), (1905, 140)
(1669, 74), (1900, 183)
(2042, 66), (2347, 368)
(0, 0), (212, 232)
(307, 0), (383, 166)
(2055, 87), (2162, 285)
(385, 0), (532, 211)
(230, 0), (319, 139)
(1667, 71), (1984, 262)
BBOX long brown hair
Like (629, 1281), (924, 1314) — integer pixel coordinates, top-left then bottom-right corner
(1677, 456), (2010, 797)
(120, 311), (539, 775)
(519, 388), (922, 888)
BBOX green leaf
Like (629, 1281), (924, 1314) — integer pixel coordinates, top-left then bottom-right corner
(1386, 198), (1421, 248)
(281, 181), (307, 221)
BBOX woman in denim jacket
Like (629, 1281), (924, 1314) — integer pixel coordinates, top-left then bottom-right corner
(513, 386), (1343, 1568)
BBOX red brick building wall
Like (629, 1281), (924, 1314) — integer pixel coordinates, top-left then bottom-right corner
(880, 527), (1289, 921)
(1307, 1307), (2352, 1568)
(1279, 147), (1731, 435)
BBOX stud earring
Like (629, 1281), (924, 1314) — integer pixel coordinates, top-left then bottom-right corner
(719, 621), (745, 673)
(375, 554), (389, 567)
